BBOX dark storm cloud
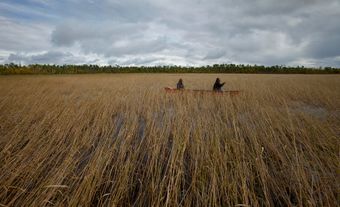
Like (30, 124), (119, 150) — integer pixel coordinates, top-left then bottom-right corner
(239, 0), (327, 15)
(308, 33), (340, 59)
(51, 21), (148, 47)
(51, 23), (169, 59)
(203, 50), (226, 60)
(1, 0), (340, 66)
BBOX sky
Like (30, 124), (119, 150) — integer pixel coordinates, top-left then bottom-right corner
(0, 0), (340, 67)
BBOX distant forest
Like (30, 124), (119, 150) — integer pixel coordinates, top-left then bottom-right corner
(0, 63), (339, 74)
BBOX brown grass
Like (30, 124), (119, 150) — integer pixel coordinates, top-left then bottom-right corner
(0, 74), (339, 206)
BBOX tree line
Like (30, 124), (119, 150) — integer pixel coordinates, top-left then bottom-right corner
(0, 63), (339, 74)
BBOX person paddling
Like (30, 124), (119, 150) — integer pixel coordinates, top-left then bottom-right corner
(213, 78), (225, 92)
(177, 78), (184, 90)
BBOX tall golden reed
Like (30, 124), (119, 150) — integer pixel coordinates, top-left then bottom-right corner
(0, 74), (339, 206)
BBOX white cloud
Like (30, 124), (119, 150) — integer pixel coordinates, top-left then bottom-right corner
(0, 0), (340, 67)
(0, 16), (52, 52)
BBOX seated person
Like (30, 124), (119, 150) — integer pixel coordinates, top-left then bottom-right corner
(177, 78), (184, 89)
(213, 78), (225, 91)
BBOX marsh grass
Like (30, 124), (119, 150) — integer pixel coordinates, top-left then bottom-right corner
(0, 74), (339, 206)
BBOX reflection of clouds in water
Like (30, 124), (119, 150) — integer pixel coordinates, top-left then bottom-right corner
(289, 101), (330, 120)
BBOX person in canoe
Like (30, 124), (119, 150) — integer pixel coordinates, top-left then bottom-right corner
(177, 78), (184, 90)
(213, 78), (225, 92)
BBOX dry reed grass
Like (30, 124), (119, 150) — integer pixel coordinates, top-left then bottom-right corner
(0, 74), (339, 206)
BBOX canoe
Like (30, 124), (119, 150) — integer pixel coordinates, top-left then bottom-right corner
(164, 87), (241, 96)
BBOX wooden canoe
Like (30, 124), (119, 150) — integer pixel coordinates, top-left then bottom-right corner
(164, 87), (241, 96)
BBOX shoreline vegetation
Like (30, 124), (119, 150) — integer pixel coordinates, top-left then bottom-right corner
(1, 63), (339, 74)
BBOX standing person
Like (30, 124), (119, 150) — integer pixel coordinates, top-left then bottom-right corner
(177, 78), (184, 90)
(213, 78), (225, 91)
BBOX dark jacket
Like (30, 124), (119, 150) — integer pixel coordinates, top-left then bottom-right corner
(213, 79), (225, 91)
(177, 79), (184, 89)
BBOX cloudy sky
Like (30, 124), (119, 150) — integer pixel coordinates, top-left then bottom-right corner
(0, 0), (340, 66)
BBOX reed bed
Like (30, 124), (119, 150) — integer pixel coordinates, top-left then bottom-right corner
(0, 74), (339, 206)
